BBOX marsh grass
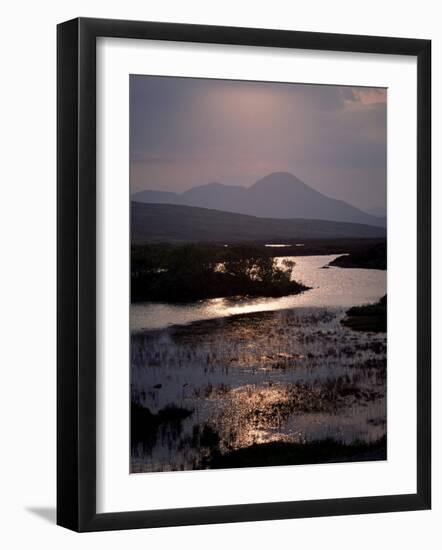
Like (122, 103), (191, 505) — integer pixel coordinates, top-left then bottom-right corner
(342, 295), (387, 333)
(131, 401), (193, 448)
(131, 306), (386, 472)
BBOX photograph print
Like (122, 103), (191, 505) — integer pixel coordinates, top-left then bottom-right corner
(130, 75), (387, 473)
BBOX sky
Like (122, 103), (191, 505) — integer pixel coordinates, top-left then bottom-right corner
(130, 75), (387, 212)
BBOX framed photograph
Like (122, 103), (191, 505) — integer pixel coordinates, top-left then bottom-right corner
(57, 17), (431, 532)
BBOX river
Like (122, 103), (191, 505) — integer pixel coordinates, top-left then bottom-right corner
(131, 254), (386, 332)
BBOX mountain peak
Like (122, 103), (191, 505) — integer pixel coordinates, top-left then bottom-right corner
(132, 171), (385, 227)
(251, 172), (307, 190)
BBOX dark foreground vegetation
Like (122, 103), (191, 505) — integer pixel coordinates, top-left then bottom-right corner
(207, 436), (387, 469)
(342, 295), (387, 333)
(132, 243), (308, 302)
(329, 241), (386, 270)
(131, 401), (193, 444)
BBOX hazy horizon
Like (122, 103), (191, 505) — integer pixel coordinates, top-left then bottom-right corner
(130, 75), (387, 212)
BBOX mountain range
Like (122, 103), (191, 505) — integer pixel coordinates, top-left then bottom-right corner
(132, 172), (385, 227)
(132, 202), (386, 244)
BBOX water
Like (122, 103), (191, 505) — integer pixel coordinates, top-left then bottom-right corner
(131, 255), (386, 332)
(131, 254), (387, 472)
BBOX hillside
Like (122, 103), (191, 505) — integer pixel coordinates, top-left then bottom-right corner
(131, 202), (386, 243)
(132, 172), (385, 227)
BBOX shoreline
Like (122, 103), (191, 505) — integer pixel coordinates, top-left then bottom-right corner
(131, 303), (348, 337)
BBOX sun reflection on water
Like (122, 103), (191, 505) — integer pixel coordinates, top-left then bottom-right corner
(131, 254), (386, 332)
(131, 304), (386, 472)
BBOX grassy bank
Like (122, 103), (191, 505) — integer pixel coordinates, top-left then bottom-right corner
(207, 436), (387, 469)
(342, 295), (387, 332)
(329, 242), (386, 270)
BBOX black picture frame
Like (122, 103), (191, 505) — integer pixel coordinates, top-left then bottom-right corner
(57, 17), (431, 532)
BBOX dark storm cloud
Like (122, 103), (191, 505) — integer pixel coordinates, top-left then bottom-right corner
(130, 75), (387, 211)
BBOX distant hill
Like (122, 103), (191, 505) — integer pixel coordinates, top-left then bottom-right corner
(365, 206), (387, 218)
(131, 202), (386, 244)
(364, 206), (387, 227)
(132, 172), (385, 227)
